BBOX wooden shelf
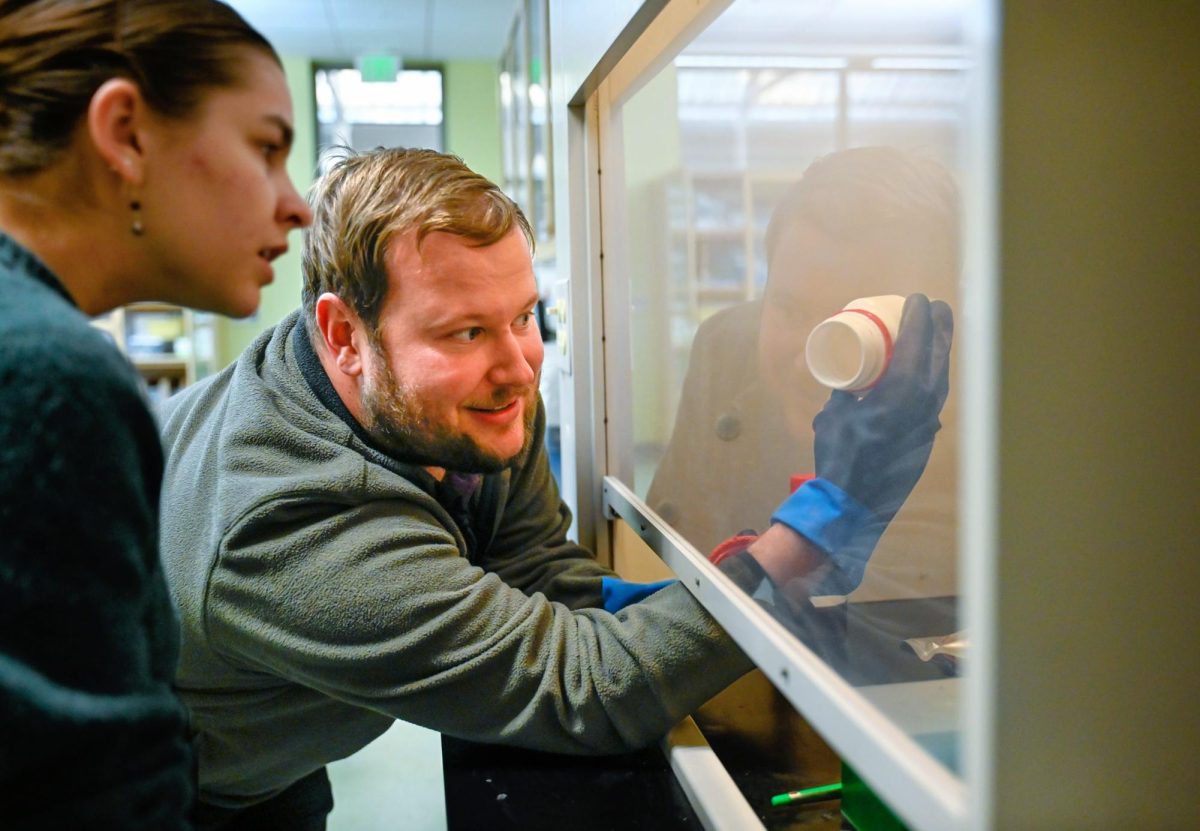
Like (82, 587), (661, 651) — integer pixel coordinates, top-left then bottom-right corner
(91, 304), (214, 399)
(125, 301), (184, 313)
(131, 356), (189, 373)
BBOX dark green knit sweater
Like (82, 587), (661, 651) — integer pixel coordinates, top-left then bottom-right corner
(0, 233), (192, 829)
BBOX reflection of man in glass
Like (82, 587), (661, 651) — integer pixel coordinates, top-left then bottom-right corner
(645, 147), (959, 783)
(648, 146), (960, 602)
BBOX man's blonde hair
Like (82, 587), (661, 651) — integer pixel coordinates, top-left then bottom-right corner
(301, 146), (534, 339)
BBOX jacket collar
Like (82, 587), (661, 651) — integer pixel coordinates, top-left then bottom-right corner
(0, 232), (75, 307)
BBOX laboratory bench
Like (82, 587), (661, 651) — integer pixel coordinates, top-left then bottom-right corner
(441, 596), (957, 831)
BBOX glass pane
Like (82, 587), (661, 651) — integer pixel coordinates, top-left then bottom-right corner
(616, 0), (981, 786)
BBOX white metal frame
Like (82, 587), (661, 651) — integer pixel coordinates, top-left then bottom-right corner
(662, 716), (766, 831)
(957, 3), (1001, 829)
(548, 85), (609, 552)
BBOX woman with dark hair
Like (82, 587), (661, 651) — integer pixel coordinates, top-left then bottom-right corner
(0, 2), (310, 826)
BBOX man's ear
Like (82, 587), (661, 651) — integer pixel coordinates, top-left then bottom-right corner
(87, 78), (148, 185)
(314, 293), (369, 377)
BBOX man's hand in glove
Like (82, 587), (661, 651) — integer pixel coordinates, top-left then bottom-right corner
(747, 293), (954, 595)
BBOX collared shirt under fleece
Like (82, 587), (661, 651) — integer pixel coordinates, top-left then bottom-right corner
(157, 309), (756, 809)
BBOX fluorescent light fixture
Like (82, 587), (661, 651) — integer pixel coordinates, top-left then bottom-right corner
(675, 55), (848, 70)
(871, 57), (972, 70)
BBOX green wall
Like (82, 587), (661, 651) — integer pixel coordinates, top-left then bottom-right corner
(212, 57), (504, 369)
(444, 60), (503, 185)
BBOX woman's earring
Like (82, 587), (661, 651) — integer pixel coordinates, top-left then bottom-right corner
(130, 197), (144, 236)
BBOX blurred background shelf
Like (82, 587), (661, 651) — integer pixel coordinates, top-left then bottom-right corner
(92, 303), (216, 404)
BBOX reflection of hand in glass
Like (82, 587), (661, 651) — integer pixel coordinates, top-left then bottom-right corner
(815, 294), (953, 517)
(761, 294), (954, 595)
(757, 150), (960, 443)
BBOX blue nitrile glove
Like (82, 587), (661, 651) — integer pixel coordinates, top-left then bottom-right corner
(601, 577), (677, 613)
(772, 293), (953, 594)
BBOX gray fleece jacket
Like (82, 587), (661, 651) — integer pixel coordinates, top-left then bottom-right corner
(158, 310), (752, 808)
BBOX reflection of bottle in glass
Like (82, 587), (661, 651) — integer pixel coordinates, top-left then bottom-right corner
(805, 295), (906, 392)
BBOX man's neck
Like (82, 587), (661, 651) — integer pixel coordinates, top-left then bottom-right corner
(305, 326), (449, 484)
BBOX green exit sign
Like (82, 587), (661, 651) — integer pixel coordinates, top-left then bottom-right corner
(357, 54), (400, 83)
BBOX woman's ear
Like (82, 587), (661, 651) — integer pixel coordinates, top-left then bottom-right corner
(314, 292), (368, 377)
(87, 77), (147, 185)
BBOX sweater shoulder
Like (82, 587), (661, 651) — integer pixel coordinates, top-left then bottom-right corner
(0, 273), (142, 398)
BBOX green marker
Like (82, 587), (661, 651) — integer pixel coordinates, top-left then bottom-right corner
(770, 782), (843, 807)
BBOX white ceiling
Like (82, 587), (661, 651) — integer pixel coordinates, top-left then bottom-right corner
(227, 0), (970, 67)
(226, 0), (522, 62)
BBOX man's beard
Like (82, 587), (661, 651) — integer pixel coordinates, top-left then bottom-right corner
(360, 351), (538, 474)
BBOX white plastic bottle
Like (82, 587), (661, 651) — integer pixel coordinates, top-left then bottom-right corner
(805, 294), (906, 392)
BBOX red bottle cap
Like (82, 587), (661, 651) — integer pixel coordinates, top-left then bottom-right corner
(789, 474), (816, 494)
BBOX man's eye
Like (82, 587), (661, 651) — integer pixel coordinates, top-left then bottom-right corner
(450, 327), (485, 343)
(514, 312), (534, 328)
